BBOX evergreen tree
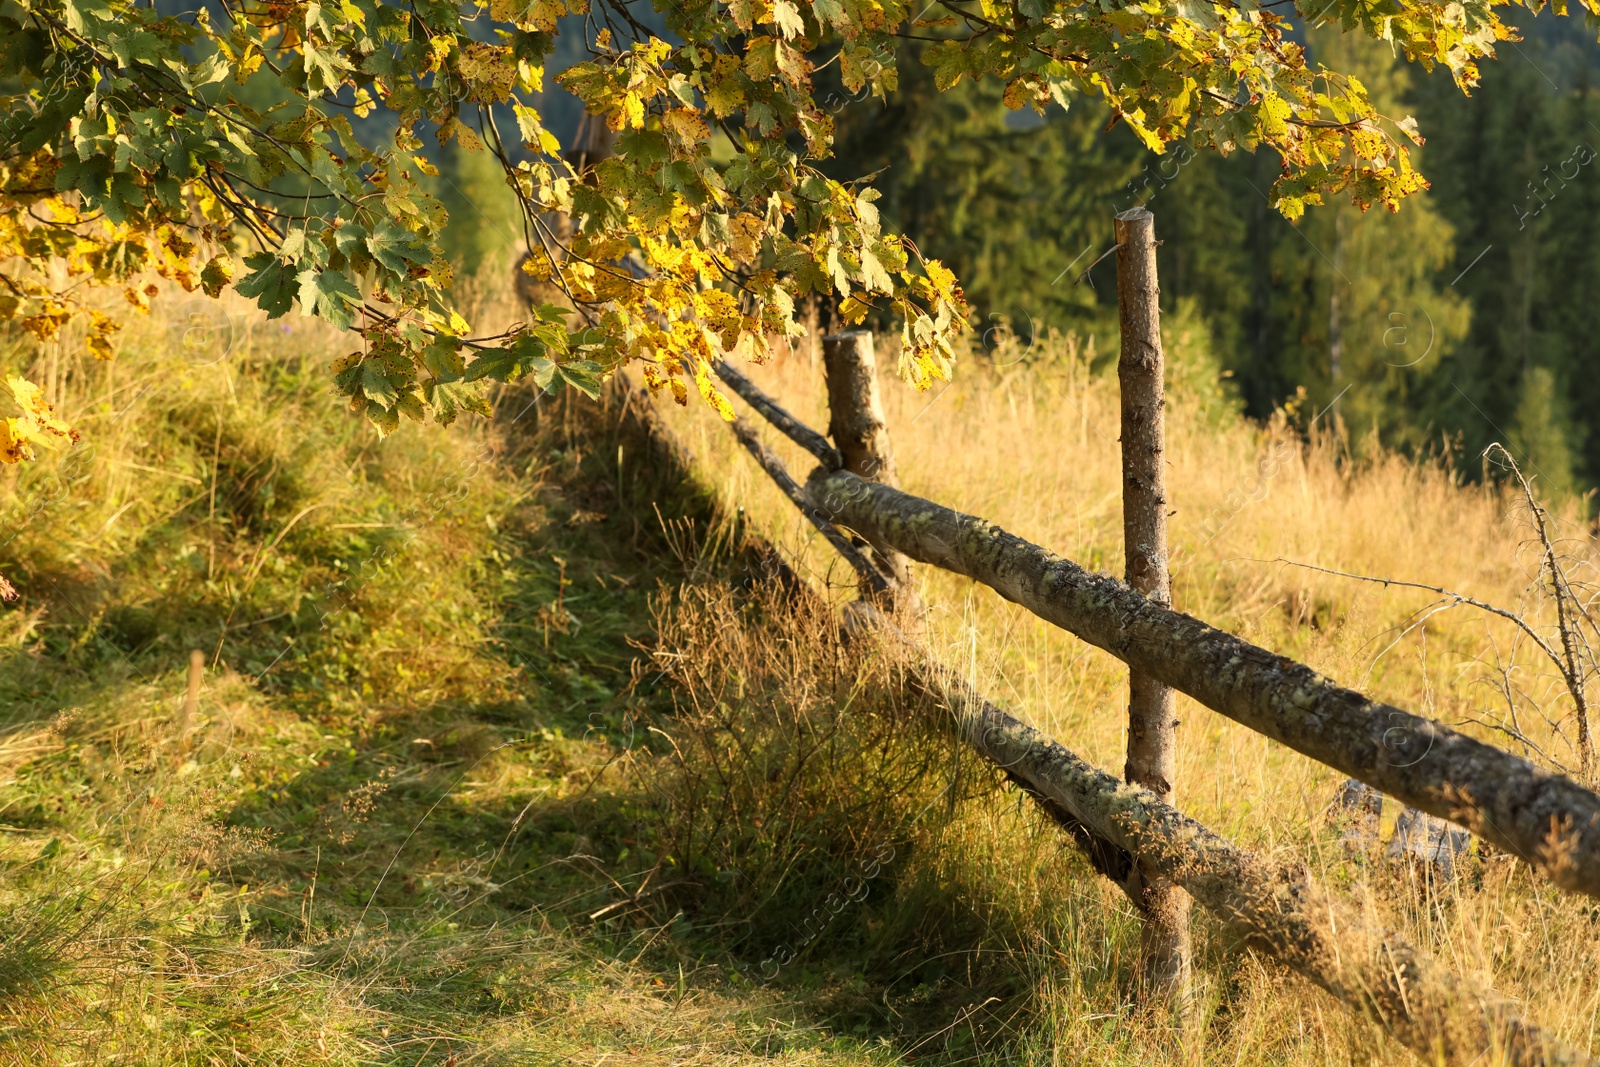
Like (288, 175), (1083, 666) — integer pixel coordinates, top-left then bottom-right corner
(1259, 28), (1470, 455)
(822, 41), (1145, 346)
(1510, 366), (1579, 497)
(1410, 12), (1599, 490)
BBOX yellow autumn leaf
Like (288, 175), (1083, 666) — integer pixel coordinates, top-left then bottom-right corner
(428, 35), (452, 72)
(694, 358), (736, 421)
(771, 0), (805, 39)
(0, 375), (78, 464)
(86, 310), (120, 360)
(662, 107), (710, 145)
(921, 258), (957, 297)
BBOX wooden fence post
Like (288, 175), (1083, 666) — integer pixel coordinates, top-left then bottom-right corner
(701, 367), (1599, 1067)
(822, 330), (914, 601)
(1114, 207), (1193, 1008)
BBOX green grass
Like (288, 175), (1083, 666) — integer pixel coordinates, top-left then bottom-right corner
(0, 312), (902, 1064)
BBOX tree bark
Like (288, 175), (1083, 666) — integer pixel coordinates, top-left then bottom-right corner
(175, 648), (204, 758)
(1114, 207), (1192, 1005)
(821, 330), (914, 599)
(804, 467), (1600, 900)
(822, 330), (900, 486)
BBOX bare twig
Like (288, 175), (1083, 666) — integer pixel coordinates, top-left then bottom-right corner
(1265, 557), (1571, 683)
(1486, 444), (1594, 775)
(714, 361), (843, 470)
(727, 419), (888, 596)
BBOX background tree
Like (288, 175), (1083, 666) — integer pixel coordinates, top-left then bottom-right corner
(818, 11), (1600, 495)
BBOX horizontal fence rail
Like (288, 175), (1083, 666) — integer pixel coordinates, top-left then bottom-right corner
(805, 467), (1600, 900)
(905, 652), (1595, 1067)
(703, 397), (1595, 1065)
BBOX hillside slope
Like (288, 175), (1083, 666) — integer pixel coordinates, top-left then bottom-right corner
(0, 308), (889, 1065)
(0, 304), (1595, 1065)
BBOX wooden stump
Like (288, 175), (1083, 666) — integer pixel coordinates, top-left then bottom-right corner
(821, 330), (914, 604)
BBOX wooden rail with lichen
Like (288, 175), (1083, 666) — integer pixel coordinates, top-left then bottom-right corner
(676, 369), (1600, 1065)
(802, 465), (1600, 901)
(904, 655), (1596, 1067)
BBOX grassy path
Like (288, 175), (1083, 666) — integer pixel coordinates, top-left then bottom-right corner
(0, 332), (890, 1065)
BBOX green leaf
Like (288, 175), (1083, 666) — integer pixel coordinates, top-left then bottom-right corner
(62, 0), (112, 34)
(465, 334), (553, 384)
(0, 20), (48, 78)
(106, 31), (162, 69)
(556, 360), (604, 399)
(360, 362), (400, 407)
(365, 399), (400, 436)
(423, 336), (465, 380)
(296, 269), (362, 330)
(277, 227), (313, 264)
(235, 254), (297, 319)
(425, 378), (492, 425)
(303, 40), (349, 92)
(366, 221), (431, 276)
(333, 223), (369, 263)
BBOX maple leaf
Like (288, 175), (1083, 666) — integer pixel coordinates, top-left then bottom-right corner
(366, 222), (431, 276)
(235, 255), (298, 319)
(425, 378), (492, 425)
(465, 334), (556, 386)
(0, 375), (78, 464)
(297, 268), (363, 330)
(557, 360), (605, 398)
(693, 359), (736, 421)
(771, 0), (805, 39)
(200, 255), (233, 298)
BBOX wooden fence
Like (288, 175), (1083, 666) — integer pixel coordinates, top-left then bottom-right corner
(691, 209), (1600, 1066)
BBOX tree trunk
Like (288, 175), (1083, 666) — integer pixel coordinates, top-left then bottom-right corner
(803, 467), (1600, 900)
(821, 331), (914, 600)
(175, 648), (204, 758)
(1329, 210), (1345, 421)
(1114, 207), (1192, 1007)
(822, 330), (900, 486)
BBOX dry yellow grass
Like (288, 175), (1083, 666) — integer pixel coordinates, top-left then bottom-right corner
(4, 286), (1597, 1064)
(654, 325), (1600, 1063)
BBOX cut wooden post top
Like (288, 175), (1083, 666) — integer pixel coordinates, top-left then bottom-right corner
(821, 330), (898, 487)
